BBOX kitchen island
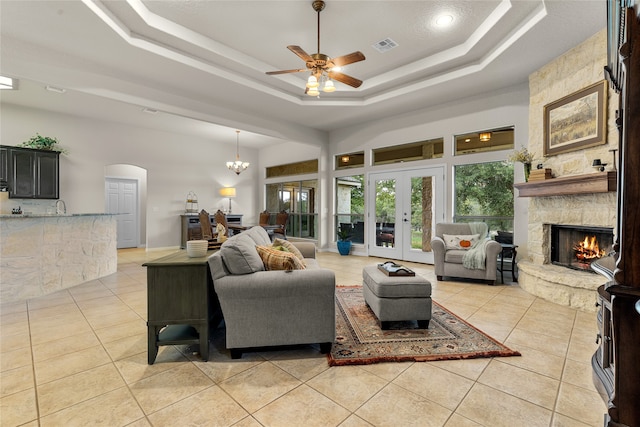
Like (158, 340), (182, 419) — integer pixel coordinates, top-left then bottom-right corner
(0, 213), (117, 303)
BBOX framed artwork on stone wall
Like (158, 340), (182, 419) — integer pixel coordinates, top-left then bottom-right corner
(543, 80), (607, 156)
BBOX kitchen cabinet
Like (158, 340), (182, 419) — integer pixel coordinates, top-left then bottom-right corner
(0, 146), (60, 199)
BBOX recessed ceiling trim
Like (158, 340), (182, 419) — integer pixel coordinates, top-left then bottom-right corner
(82, 0), (546, 108)
(82, 0), (304, 105)
(363, 2), (548, 106)
(366, 0), (512, 88)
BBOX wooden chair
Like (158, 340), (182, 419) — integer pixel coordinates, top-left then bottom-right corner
(259, 210), (271, 226)
(214, 209), (247, 237)
(198, 209), (214, 240)
(274, 210), (289, 238)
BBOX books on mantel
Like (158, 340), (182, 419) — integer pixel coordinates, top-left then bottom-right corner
(528, 168), (553, 181)
(377, 261), (415, 276)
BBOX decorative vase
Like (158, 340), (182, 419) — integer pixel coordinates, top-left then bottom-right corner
(337, 240), (352, 256)
(524, 162), (532, 182)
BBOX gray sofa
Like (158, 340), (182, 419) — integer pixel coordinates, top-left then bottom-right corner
(431, 223), (502, 285)
(208, 226), (335, 358)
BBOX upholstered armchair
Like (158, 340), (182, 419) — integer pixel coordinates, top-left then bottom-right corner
(430, 222), (502, 285)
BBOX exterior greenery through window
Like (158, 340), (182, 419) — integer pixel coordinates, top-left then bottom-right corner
(454, 162), (514, 234)
(335, 175), (364, 243)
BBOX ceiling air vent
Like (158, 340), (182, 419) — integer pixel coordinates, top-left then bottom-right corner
(372, 38), (399, 53)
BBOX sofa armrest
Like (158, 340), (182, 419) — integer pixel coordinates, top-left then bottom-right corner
(485, 239), (503, 271)
(292, 241), (316, 259)
(430, 236), (446, 276)
(431, 237), (446, 259)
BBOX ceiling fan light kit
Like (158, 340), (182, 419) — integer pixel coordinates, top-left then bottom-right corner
(266, 0), (365, 96)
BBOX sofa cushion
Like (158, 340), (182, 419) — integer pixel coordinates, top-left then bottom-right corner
(242, 226), (272, 246)
(442, 233), (480, 250)
(444, 249), (466, 264)
(256, 245), (306, 271)
(220, 234), (265, 275)
(272, 238), (304, 260)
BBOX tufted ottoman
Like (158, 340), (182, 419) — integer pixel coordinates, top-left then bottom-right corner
(362, 264), (432, 330)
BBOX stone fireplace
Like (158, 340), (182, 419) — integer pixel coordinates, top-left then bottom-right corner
(518, 29), (619, 311)
(517, 189), (616, 311)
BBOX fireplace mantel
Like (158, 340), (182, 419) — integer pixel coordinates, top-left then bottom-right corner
(514, 170), (617, 197)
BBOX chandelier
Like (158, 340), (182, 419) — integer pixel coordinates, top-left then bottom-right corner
(226, 130), (250, 175)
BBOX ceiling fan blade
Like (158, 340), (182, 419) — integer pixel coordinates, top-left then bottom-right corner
(327, 71), (362, 88)
(287, 45), (314, 63)
(265, 69), (307, 75)
(331, 51), (365, 67)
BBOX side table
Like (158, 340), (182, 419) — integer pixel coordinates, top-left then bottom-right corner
(143, 250), (221, 364)
(497, 243), (518, 283)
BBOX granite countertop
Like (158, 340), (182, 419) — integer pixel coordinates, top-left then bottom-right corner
(0, 213), (118, 218)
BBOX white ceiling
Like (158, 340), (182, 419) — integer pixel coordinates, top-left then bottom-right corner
(0, 0), (605, 149)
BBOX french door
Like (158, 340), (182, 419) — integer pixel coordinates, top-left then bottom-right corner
(368, 167), (445, 263)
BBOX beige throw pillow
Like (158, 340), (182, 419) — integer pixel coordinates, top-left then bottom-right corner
(272, 238), (304, 260)
(442, 233), (480, 250)
(256, 245), (306, 271)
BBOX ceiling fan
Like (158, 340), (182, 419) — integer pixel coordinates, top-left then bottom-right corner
(265, 0), (365, 95)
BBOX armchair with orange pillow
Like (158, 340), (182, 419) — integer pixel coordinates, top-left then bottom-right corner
(430, 222), (502, 285)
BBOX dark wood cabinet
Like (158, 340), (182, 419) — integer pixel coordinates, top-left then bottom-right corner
(143, 250), (221, 364)
(594, 3), (640, 426)
(0, 146), (8, 186)
(180, 213), (243, 248)
(0, 145), (59, 199)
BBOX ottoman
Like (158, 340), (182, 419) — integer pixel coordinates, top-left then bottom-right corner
(362, 264), (432, 330)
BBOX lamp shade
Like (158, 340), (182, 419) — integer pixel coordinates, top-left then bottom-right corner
(219, 187), (236, 198)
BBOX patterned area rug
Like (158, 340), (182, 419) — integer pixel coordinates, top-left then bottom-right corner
(328, 286), (520, 366)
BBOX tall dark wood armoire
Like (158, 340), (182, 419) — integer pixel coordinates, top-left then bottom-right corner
(592, 2), (640, 426)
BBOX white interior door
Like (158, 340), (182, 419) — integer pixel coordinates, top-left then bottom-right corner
(105, 178), (138, 249)
(368, 167), (445, 263)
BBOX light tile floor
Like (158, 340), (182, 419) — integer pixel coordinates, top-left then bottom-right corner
(0, 248), (607, 426)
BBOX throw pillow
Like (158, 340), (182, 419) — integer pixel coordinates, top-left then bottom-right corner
(219, 234), (265, 274)
(256, 245), (306, 271)
(272, 238), (304, 260)
(442, 233), (481, 250)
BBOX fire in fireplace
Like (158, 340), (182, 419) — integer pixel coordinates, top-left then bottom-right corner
(550, 225), (614, 271)
(573, 235), (606, 262)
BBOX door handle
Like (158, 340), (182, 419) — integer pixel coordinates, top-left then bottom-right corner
(403, 218), (409, 222)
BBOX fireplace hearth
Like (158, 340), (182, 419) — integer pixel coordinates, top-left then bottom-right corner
(550, 224), (614, 272)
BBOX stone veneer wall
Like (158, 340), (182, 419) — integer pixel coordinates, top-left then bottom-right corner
(0, 215), (117, 302)
(519, 29), (619, 311)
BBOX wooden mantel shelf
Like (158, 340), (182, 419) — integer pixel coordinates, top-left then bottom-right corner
(514, 170), (617, 197)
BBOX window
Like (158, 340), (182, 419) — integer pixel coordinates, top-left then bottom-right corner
(335, 152), (364, 169)
(266, 180), (317, 239)
(455, 126), (514, 155)
(454, 161), (514, 234)
(335, 175), (364, 243)
(373, 138), (443, 165)
(266, 159), (318, 178)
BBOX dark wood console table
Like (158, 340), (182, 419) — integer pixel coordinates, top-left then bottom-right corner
(180, 214), (243, 248)
(143, 250), (221, 364)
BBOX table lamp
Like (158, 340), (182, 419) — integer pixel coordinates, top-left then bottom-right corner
(219, 187), (236, 213)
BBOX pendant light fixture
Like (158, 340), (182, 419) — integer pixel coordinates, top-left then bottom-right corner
(226, 130), (250, 175)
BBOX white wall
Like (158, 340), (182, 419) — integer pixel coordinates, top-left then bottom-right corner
(1, 104), (260, 249)
(326, 83), (531, 257)
(4, 83), (530, 253)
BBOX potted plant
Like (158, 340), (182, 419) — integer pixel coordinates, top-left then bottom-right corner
(18, 133), (68, 154)
(337, 229), (352, 256)
(507, 145), (535, 182)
